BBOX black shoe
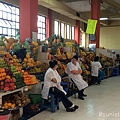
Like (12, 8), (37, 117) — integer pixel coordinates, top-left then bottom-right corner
(78, 96), (84, 100)
(74, 105), (79, 109)
(66, 107), (76, 112)
(82, 94), (87, 97)
(94, 82), (100, 85)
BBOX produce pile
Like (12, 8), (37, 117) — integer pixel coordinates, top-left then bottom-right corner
(0, 58), (8, 69)
(2, 91), (30, 109)
(55, 47), (73, 60)
(0, 53), (40, 92)
(23, 71), (38, 85)
(99, 53), (113, 67)
(23, 54), (41, 68)
(0, 75), (16, 91)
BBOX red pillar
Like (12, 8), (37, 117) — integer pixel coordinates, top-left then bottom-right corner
(20, 0), (38, 43)
(46, 9), (52, 38)
(75, 20), (80, 44)
(91, 0), (100, 48)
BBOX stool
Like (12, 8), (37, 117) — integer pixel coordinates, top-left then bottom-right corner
(42, 94), (59, 113)
(112, 67), (119, 76)
(63, 76), (77, 98)
(61, 82), (68, 92)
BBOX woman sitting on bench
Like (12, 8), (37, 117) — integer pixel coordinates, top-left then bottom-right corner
(42, 60), (78, 112)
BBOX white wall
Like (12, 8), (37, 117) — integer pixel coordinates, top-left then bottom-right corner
(100, 26), (120, 49)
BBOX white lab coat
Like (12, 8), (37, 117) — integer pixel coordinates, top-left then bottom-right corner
(42, 68), (66, 99)
(91, 61), (102, 77)
(66, 62), (88, 91)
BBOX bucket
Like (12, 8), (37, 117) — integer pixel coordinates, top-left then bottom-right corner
(0, 109), (10, 120)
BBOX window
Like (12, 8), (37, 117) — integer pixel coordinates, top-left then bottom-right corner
(37, 15), (46, 40)
(67, 24), (70, 39)
(61, 22), (65, 38)
(0, 2), (19, 38)
(72, 26), (74, 40)
(54, 20), (59, 35)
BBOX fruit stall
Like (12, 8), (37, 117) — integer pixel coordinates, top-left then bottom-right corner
(0, 37), (42, 119)
(0, 35), (116, 119)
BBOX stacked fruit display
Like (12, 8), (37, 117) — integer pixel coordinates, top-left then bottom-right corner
(2, 91), (30, 109)
(57, 61), (67, 75)
(32, 41), (38, 52)
(99, 53), (113, 67)
(10, 55), (22, 69)
(0, 51), (6, 55)
(54, 47), (73, 60)
(0, 58), (8, 69)
(40, 62), (49, 72)
(13, 73), (25, 89)
(2, 76), (16, 91)
(23, 54), (41, 68)
(29, 67), (41, 74)
(0, 68), (6, 81)
(23, 71), (38, 85)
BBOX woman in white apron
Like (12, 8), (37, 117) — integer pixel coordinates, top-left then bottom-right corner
(42, 60), (78, 112)
(66, 55), (88, 100)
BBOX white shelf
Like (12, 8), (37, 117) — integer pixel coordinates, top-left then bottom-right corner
(0, 87), (23, 107)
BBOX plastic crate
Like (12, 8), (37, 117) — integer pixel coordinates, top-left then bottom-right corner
(28, 94), (42, 104)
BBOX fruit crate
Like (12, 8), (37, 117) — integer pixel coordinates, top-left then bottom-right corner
(28, 94), (42, 104)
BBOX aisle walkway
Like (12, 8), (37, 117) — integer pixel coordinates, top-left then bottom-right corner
(29, 76), (120, 120)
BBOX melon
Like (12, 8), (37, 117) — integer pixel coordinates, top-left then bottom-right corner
(26, 54), (30, 59)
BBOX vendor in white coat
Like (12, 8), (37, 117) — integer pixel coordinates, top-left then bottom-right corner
(91, 56), (102, 85)
(66, 55), (88, 100)
(42, 60), (78, 112)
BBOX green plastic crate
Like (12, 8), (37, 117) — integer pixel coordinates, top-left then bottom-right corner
(28, 94), (42, 104)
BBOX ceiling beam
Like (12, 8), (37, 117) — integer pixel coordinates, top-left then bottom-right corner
(103, 0), (120, 11)
(57, 0), (88, 3)
(38, 0), (109, 26)
(38, 0), (88, 22)
(81, 9), (120, 18)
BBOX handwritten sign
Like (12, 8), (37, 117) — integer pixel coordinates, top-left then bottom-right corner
(86, 19), (97, 34)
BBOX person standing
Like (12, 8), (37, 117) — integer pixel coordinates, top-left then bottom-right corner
(42, 60), (78, 112)
(91, 56), (102, 85)
(65, 55), (88, 100)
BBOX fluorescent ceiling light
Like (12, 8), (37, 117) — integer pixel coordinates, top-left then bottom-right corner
(100, 18), (108, 20)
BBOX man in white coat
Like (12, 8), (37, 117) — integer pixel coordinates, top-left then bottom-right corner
(66, 55), (88, 100)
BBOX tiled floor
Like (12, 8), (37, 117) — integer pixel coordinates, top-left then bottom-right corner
(29, 76), (120, 120)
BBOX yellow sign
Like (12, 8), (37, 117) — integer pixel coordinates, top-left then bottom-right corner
(86, 19), (97, 34)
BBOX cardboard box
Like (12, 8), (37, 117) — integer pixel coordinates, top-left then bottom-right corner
(12, 113), (20, 120)
(63, 47), (72, 52)
(38, 59), (50, 64)
(11, 109), (20, 120)
(37, 52), (49, 60)
(38, 46), (42, 52)
(71, 52), (76, 56)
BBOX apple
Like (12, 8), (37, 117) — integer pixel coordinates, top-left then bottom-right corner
(5, 83), (9, 87)
(0, 81), (4, 85)
(5, 79), (11, 83)
(0, 86), (4, 90)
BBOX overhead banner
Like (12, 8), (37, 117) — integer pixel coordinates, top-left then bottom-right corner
(86, 19), (97, 34)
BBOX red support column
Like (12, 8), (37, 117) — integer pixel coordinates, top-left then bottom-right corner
(20, 0), (38, 43)
(75, 20), (80, 44)
(91, 0), (100, 48)
(46, 9), (52, 38)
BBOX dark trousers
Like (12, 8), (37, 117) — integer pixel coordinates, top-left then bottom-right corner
(49, 87), (73, 109)
(78, 89), (84, 97)
(91, 76), (100, 84)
